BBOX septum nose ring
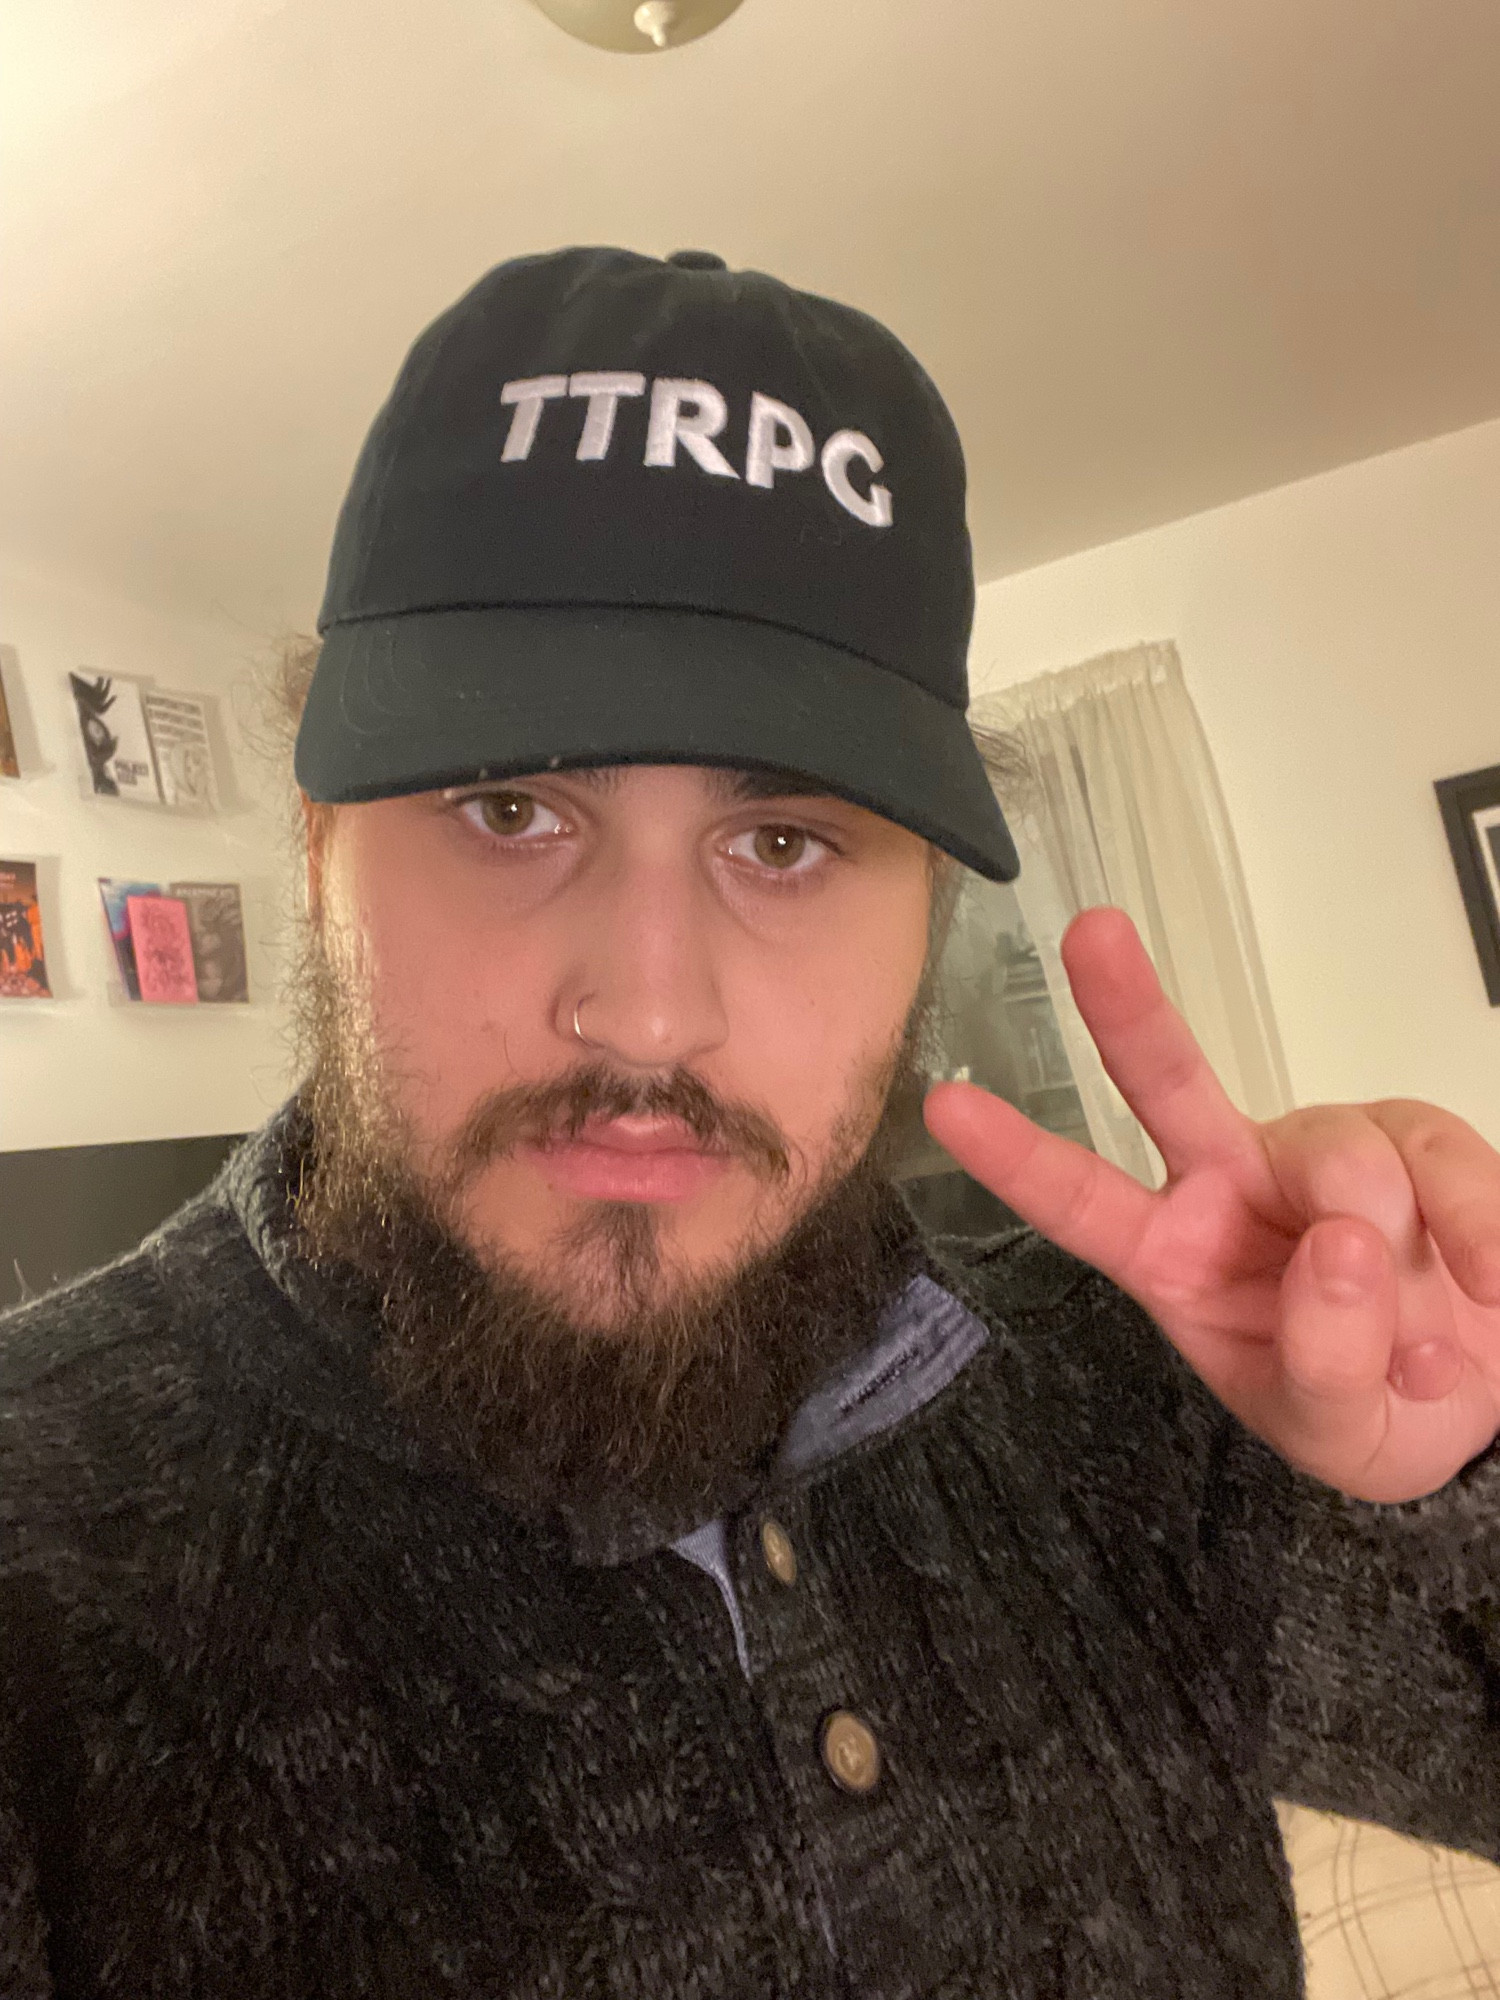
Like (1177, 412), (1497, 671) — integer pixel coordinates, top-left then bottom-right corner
(572, 997), (596, 1047)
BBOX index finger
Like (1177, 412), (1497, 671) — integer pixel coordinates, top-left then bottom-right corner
(923, 1079), (1158, 1289)
(1062, 907), (1257, 1180)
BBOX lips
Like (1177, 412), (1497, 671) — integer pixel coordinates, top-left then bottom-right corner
(526, 1115), (730, 1204)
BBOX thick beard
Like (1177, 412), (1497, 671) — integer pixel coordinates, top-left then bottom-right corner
(289, 921), (929, 1535)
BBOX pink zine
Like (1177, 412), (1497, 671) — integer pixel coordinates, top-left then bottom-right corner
(125, 894), (199, 1004)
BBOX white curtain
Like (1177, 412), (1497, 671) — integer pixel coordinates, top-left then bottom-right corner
(975, 640), (1292, 1186)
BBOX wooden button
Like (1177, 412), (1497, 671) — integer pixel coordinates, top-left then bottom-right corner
(760, 1517), (798, 1586)
(820, 1710), (881, 1794)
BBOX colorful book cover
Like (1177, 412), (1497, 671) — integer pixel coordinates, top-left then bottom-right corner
(68, 672), (161, 802)
(169, 880), (248, 1002)
(99, 877), (162, 999)
(0, 648), (19, 779)
(0, 860), (51, 998)
(144, 690), (219, 812)
(125, 894), (198, 1003)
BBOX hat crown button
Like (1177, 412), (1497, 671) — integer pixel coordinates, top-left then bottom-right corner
(666, 249), (727, 271)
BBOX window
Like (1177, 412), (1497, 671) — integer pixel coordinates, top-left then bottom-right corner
(897, 872), (1091, 1240)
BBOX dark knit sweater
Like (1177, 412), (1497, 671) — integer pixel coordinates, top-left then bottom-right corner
(4, 1115), (1500, 1998)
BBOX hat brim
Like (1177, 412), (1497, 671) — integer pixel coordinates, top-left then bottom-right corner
(296, 606), (1019, 882)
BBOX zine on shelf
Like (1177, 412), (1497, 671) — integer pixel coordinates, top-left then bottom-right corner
(125, 893), (199, 1004)
(68, 672), (160, 803)
(99, 878), (249, 1004)
(0, 860), (51, 999)
(144, 691), (219, 812)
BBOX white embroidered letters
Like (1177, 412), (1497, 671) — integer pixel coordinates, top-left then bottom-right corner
(499, 376), (569, 461)
(568, 371), (647, 461)
(744, 393), (816, 490)
(820, 430), (893, 529)
(499, 369), (893, 526)
(645, 379), (740, 479)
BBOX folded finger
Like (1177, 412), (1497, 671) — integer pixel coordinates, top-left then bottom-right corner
(1262, 1106), (1427, 1260)
(1272, 1216), (1399, 1476)
(1368, 1099), (1500, 1307)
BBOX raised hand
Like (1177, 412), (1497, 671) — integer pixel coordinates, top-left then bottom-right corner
(923, 906), (1500, 1502)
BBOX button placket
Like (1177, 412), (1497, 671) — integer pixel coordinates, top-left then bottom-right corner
(733, 1495), (815, 1678)
(733, 1481), (937, 1994)
(738, 1506), (883, 1796)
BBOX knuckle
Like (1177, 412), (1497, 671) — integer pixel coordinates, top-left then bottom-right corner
(1269, 1105), (1407, 1203)
(1054, 1158), (1105, 1241)
(1280, 1104), (1366, 1145)
(1152, 1044), (1203, 1100)
(1371, 1098), (1474, 1161)
(1283, 1343), (1370, 1402)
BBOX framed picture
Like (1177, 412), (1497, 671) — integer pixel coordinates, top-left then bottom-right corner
(1436, 762), (1500, 1005)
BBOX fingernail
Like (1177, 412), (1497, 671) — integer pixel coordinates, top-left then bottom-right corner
(1389, 1338), (1463, 1402)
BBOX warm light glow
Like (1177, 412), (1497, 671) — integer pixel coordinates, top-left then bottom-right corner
(529, 0), (747, 55)
(632, 2), (674, 48)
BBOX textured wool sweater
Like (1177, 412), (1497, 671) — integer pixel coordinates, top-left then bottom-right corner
(4, 1114), (1500, 1998)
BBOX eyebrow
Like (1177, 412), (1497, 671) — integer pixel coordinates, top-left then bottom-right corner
(706, 767), (834, 804)
(554, 765), (835, 804)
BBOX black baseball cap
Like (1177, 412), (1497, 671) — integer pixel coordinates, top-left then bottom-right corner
(297, 246), (1019, 881)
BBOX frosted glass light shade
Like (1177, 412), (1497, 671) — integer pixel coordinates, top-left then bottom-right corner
(529, 0), (748, 53)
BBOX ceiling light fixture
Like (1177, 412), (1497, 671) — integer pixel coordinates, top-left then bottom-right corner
(529, 0), (748, 54)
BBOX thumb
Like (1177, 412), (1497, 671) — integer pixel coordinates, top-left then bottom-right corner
(1275, 1219), (1399, 1455)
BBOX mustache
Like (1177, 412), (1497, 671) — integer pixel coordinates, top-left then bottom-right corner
(439, 1060), (794, 1190)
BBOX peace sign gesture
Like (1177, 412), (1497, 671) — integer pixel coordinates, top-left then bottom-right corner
(923, 906), (1500, 1503)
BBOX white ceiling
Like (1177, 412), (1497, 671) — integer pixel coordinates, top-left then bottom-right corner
(4, 0), (1500, 636)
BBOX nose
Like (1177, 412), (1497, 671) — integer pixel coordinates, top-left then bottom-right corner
(559, 845), (729, 1071)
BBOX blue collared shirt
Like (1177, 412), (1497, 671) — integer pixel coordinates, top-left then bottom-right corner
(672, 1273), (989, 1676)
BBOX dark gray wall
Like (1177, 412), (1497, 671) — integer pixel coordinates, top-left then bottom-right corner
(0, 1134), (244, 1309)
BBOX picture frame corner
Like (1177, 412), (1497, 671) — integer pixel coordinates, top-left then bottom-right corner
(1435, 760), (1500, 1008)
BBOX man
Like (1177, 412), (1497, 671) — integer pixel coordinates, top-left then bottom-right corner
(3, 246), (1499, 1998)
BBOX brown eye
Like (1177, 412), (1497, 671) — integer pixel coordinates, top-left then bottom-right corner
(751, 825), (808, 869)
(476, 790), (536, 835)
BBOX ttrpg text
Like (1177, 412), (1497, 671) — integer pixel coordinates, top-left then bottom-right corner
(498, 373), (895, 528)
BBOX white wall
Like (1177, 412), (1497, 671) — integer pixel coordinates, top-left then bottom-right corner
(970, 415), (1500, 1145)
(0, 558), (299, 1150)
